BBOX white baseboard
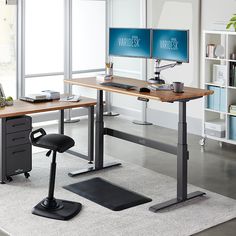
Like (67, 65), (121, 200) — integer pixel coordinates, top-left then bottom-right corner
(111, 106), (202, 136)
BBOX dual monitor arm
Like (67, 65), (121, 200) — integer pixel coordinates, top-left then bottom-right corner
(148, 60), (182, 84)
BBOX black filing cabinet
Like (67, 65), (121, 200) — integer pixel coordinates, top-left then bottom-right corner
(0, 116), (32, 183)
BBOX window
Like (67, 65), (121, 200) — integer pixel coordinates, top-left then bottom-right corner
(72, 0), (106, 72)
(21, 0), (106, 117)
(0, 0), (16, 98)
(25, 75), (64, 95)
(25, 0), (64, 75)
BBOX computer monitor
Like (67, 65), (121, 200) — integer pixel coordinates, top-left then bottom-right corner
(109, 28), (151, 58)
(152, 29), (189, 63)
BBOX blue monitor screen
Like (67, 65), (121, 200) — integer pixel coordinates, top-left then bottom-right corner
(152, 29), (189, 63)
(109, 28), (151, 58)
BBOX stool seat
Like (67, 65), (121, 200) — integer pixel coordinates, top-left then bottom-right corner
(34, 134), (75, 153)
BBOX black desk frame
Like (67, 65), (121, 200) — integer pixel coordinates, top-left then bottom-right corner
(73, 90), (206, 212)
(58, 106), (95, 177)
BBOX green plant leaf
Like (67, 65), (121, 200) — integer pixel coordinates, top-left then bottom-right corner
(230, 16), (236, 21)
(226, 22), (233, 29)
(234, 22), (236, 31)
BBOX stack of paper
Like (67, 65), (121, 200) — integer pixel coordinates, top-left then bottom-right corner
(96, 74), (112, 82)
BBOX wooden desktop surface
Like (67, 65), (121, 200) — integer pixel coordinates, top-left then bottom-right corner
(65, 77), (213, 103)
(0, 96), (96, 118)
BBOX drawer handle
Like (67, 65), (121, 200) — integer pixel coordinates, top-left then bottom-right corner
(12, 137), (25, 141)
(12, 123), (26, 127)
(12, 150), (26, 155)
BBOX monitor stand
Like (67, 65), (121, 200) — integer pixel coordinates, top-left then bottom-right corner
(148, 73), (165, 84)
(148, 60), (182, 84)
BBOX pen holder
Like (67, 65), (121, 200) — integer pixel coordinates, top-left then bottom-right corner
(106, 67), (113, 76)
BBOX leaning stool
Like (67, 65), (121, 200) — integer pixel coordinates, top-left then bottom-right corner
(30, 128), (82, 220)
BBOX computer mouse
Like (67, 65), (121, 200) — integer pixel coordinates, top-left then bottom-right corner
(139, 87), (150, 93)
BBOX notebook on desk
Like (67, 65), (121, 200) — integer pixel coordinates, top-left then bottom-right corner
(20, 97), (52, 103)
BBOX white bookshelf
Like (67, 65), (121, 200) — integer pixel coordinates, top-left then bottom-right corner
(201, 30), (236, 146)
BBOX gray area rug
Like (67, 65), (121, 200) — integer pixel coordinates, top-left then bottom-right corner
(0, 152), (236, 236)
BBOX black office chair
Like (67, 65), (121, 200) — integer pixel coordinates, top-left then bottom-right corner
(30, 128), (82, 221)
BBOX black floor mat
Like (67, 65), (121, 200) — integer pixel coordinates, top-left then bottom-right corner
(63, 177), (152, 211)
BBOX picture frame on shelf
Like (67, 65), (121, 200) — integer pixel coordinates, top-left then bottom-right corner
(212, 64), (227, 86)
(0, 84), (5, 98)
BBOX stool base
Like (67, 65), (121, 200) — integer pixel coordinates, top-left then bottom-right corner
(32, 198), (82, 221)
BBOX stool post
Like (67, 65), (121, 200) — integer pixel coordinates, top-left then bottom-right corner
(48, 151), (57, 200)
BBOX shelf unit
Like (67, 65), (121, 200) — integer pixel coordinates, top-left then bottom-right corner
(202, 30), (236, 145)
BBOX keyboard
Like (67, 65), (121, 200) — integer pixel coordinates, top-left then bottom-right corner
(100, 82), (137, 90)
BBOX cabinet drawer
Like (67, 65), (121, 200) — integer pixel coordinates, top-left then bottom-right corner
(6, 116), (32, 134)
(6, 130), (31, 147)
(6, 144), (32, 176)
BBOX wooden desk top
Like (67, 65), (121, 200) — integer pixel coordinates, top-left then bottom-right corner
(0, 96), (96, 118)
(65, 77), (213, 103)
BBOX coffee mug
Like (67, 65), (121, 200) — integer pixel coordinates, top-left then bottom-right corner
(171, 82), (184, 93)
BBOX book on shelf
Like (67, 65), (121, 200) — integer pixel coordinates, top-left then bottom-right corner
(229, 110), (236, 115)
(229, 105), (236, 109)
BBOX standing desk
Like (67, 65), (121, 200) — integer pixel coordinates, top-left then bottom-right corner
(65, 76), (213, 212)
(0, 97), (97, 183)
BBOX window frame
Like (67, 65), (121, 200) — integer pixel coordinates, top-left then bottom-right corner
(17, 0), (107, 98)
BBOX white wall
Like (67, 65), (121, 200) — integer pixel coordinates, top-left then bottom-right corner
(201, 0), (236, 31)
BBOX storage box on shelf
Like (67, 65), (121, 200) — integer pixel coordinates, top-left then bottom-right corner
(205, 119), (226, 138)
(202, 30), (236, 146)
(229, 115), (236, 140)
(207, 86), (226, 112)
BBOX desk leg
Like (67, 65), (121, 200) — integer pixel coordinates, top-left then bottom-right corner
(69, 90), (121, 176)
(57, 108), (95, 176)
(88, 105), (94, 164)
(58, 110), (64, 134)
(149, 101), (206, 212)
(94, 90), (121, 170)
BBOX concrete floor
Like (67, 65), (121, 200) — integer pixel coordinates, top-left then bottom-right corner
(40, 116), (236, 236)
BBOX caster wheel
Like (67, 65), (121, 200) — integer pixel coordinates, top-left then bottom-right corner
(24, 172), (30, 178)
(7, 176), (13, 182)
(199, 138), (206, 146)
(0, 181), (6, 184)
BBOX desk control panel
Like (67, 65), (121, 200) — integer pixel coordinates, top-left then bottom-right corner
(0, 116), (32, 183)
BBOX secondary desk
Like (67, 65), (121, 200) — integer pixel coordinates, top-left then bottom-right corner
(0, 97), (96, 183)
(65, 76), (213, 212)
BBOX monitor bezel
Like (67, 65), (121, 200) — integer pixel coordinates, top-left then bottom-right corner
(109, 27), (152, 59)
(151, 29), (190, 63)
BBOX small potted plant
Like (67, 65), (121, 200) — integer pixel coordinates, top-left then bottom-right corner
(226, 14), (236, 31)
(0, 97), (6, 108)
(5, 96), (14, 106)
